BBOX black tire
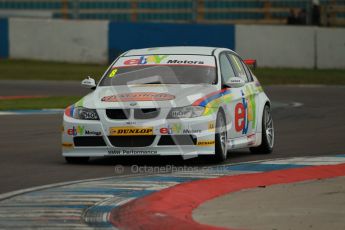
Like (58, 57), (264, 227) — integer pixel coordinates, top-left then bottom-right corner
(65, 157), (90, 164)
(214, 111), (228, 162)
(250, 104), (274, 154)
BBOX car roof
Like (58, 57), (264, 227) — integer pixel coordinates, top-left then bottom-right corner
(123, 46), (225, 56)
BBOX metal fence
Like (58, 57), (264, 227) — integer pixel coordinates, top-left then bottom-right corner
(0, 0), (344, 26)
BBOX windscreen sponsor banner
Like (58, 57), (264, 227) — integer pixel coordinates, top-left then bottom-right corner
(101, 92), (175, 102)
(114, 55), (216, 68)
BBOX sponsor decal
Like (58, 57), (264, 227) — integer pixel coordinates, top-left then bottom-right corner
(229, 139), (235, 149)
(67, 125), (84, 136)
(247, 133), (256, 146)
(234, 90), (256, 134)
(197, 140), (215, 146)
(231, 79), (242, 83)
(159, 124), (201, 134)
(160, 123), (182, 134)
(62, 142), (73, 148)
(235, 103), (246, 132)
(117, 55), (216, 67)
(182, 129), (202, 134)
(208, 122), (215, 132)
(122, 55), (207, 66)
(166, 60), (204, 65)
(108, 149), (158, 155)
(109, 127), (153, 136)
(67, 126), (101, 136)
(85, 130), (102, 135)
(101, 92), (175, 102)
(124, 55), (168, 65)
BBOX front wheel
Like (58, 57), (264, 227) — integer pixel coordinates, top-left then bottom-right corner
(214, 111), (228, 162)
(250, 105), (274, 154)
(65, 157), (90, 164)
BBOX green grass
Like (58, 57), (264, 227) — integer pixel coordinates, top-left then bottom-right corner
(0, 96), (81, 110)
(0, 59), (344, 84)
(0, 60), (106, 81)
(254, 68), (345, 85)
(0, 60), (344, 110)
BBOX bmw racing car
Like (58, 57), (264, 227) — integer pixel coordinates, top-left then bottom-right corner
(62, 46), (274, 163)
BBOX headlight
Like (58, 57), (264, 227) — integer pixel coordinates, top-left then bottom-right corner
(65, 106), (99, 120)
(167, 106), (205, 119)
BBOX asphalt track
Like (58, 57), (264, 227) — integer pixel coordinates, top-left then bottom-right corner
(0, 82), (344, 194)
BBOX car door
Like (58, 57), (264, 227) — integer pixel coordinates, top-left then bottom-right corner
(227, 53), (258, 138)
(218, 52), (245, 140)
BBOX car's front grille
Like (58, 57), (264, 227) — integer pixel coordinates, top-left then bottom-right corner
(158, 135), (197, 146)
(74, 136), (106, 147)
(134, 108), (160, 119)
(106, 109), (130, 119)
(108, 136), (156, 147)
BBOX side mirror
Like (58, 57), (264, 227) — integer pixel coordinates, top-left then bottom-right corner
(224, 77), (245, 88)
(81, 76), (96, 89)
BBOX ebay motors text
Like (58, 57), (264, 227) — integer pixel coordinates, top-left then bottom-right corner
(124, 55), (167, 65)
(124, 55), (205, 65)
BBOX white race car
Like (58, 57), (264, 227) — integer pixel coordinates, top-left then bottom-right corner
(62, 46), (274, 163)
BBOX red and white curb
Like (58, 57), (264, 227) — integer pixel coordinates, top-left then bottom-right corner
(0, 155), (344, 229)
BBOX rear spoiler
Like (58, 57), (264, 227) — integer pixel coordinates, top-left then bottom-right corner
(244, 59), (257, 69)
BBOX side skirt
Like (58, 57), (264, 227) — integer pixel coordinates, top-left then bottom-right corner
(227, 132), (262, 150)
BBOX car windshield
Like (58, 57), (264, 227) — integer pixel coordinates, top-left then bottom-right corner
(99, 55), (216, 86)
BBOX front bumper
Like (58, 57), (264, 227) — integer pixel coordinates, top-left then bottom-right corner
(62, 112), (217, 157)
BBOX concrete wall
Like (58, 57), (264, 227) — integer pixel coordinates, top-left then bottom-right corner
(3, 18), (345, 69)
(9, 18), (108, 63)
(235, 25), (316, 68)
(316, 28), (345, 69)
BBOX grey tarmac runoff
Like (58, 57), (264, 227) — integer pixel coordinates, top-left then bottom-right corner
(193, 176), (345, 230)
(0, 84), (344, 194)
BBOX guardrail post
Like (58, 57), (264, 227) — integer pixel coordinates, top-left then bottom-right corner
(263, 0), (272, 20)
(61, 0), (69, 19)
(196, 0), (204, 23)
(328, 0), (337, 26)
(131, 0), (138, 22)
(71, 0), (80, 19)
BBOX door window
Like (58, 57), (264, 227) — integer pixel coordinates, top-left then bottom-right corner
(228, 54), (249, 82)
(219, 53), (236, 83)
(242, 62), (254, 82)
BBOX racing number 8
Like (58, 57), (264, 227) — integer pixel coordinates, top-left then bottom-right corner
(109, 69), (118, 78)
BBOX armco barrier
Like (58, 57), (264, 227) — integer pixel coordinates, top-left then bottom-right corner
(0, 18), (9, 59)
(108, 22), (235, 61)
(9, 18), (108, 64)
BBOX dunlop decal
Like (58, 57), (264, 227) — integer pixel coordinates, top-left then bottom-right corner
(197, 140), (215, 146)
(109, 127), (153, 136)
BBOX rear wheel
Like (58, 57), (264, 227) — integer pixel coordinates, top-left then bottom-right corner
(250, 105), (274, 154)
(214, 111), (228, 162)
(65, 157), (90, 164)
